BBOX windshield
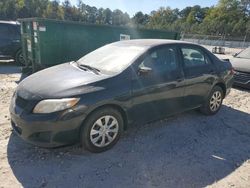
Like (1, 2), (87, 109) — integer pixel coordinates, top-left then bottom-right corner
(236, 47), (250, 59)
(77, 44), (147, 73)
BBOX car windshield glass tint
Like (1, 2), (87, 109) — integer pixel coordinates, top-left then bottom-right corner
(77, 44), (146, 73)
(237, 48), (250, 59)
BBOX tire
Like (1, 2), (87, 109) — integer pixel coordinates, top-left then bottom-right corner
(200, 86), (224, 115)
(14, 49), (25, 66)
(81, 107), (124, 153)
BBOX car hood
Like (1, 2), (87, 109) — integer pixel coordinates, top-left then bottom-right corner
(230, 57), (250, 72)
(17, 62), (111, 100)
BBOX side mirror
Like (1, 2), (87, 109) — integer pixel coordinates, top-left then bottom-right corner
(138, 66), (152, 76)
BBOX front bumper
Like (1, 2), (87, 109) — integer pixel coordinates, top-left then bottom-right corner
(10, 102), (88, 148)
(233, 81), (250, 89)
(234, 71), (250, 89)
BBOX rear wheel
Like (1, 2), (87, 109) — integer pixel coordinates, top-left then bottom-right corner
(200, 86), (224, 115)
(14, 49), (25, 66)
(81, 107), (123, 153)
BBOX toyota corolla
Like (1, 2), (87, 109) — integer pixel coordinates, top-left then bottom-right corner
(10, 40), (234, 152)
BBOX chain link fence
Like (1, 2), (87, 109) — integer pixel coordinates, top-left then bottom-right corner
(181, 34), (250, 49)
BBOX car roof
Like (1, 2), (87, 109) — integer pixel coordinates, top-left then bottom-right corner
(0, 20), (20, 25)
(111, 39), (195, 48)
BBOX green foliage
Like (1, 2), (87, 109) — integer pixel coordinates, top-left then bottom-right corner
(0, 0), (130, 26)
(0, 0), (249, 37)
(145, 0), (249, 37)
(44, 0), (64, 20)
(148, 7), (179, 30)
(201, 0), (248, 36)
(132, 11), (150, 27)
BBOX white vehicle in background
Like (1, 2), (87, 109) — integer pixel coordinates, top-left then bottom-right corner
(230, 47), (250, 89)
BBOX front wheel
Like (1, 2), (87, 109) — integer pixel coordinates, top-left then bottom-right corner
(200, 86), (224, 115)
(81, 107), (124, 153)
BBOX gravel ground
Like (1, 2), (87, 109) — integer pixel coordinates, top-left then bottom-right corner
(0, 64), (250, 188)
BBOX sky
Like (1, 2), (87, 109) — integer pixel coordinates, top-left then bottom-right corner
(67, 0), (219, 16)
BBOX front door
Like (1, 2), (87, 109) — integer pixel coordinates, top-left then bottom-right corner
(130, 45), (185, 123)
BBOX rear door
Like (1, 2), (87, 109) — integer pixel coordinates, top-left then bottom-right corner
(179, 44), (216, 109)
(130, 45), (185, 122)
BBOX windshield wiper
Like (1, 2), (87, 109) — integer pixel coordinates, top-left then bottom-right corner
(76, 62), (100, 74)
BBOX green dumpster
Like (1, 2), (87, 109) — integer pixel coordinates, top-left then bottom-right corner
(18, 18), (180, 73)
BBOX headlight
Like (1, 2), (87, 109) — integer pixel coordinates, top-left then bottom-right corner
(33, 98), (80, 114)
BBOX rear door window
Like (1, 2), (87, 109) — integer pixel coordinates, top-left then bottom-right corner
(180, 46), (214, 77)
(181, 48), (211, 68)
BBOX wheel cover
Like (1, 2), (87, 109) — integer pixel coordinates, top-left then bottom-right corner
(209, 91), (222, 112)
(90, 115), (119, 147)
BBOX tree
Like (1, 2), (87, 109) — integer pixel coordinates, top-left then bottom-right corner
(62, 0), (72, 20)
(112, 9), (129, 26)
(132, 11), (149, 26)
(179, 6), (192, 19)
(44, 0), (64, 20)
(241, 0), (250, 15)
(0, 0), (249, 39)
(103, 8), (112, 24)
(148, 7), (179, 30)
(85, 5), (98, 23)
(96, 8), (104, 24)
(201, 0), (247, 36)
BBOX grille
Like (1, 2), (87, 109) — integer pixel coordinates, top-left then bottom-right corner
(16, 95), (29, 109)
(234, 71), (250, 84)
